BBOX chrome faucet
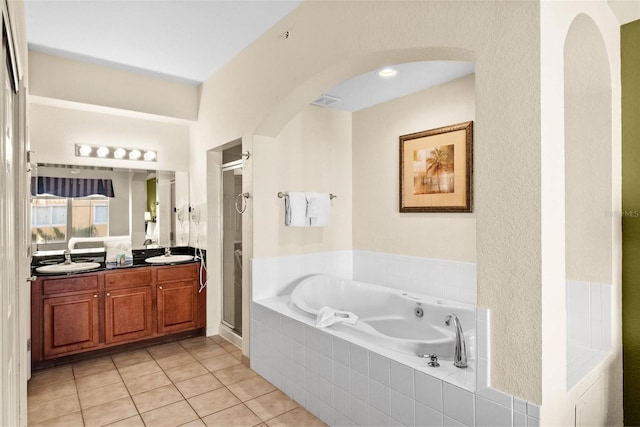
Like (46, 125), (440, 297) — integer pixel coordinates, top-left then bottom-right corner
(445, 313), (467, 368)
(164, 247), (172, 256)
(63, 250), (72, 265)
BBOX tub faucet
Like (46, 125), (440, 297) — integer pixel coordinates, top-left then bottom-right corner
(63, 250), (72, 264)
(445, 313), (467, 368)
(164, 247), (172, 256)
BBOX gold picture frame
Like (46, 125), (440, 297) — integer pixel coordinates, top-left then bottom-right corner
(399, 121), (473, 212)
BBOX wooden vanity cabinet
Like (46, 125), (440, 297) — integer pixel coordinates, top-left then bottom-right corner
(31, 262), (205, 363)
(157, 263), (204, 334)
(104, 269), (154, 344)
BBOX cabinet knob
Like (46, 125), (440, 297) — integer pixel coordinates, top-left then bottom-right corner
(158, 286), (163, 290)
(93, 294), (98, 298)
(26, 276), (37, 282)
(106, 292), (111, 297)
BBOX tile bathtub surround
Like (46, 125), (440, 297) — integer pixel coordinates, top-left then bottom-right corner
(353, 250), (477, 305)
(27, 335), (325, 427)
(251, 251), (353, 300)
(566, 280), (613, 390)
(252, 301), (541, 427)
(251, 250), (476, 305)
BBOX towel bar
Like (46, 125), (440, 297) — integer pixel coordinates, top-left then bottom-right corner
(277, 191), (336, 200)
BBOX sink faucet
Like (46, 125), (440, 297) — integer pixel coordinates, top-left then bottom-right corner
(63, 250), (72, 265)
(164, 247), (172, 256)
(445, 313), (467, 368)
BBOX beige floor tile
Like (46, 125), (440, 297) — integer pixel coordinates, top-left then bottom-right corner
(124, 370), (172, 395)
(201, 403), (262, 427)
(28, 379), (77, 405)
(78, 381), (130, 409)
(219, 341), (239, 353)
(140, 400), (199, 427)
(148, 342), (187, 360)
(164, 361), (209, 383)
(179, 419), (207, 427)
(230, 349), (243, 361)
(178, 336), (213, 350)
(187, 344), (228, 361)
(29, 365), (74, 389)
(111, 349), (153, 369)
(187, 387), (241, 418)
(155, 351), (198, 370)
(245, 391), (298, 422)
(132, 384), (184, 413)
(265, 407), (327, 427)
(104, 414), (145, 427)
(174, 374), (224, 399)
(209, 335), (226, 344)
(27, 394), (80, 425)
(82, 396), (138, 427)
(213, 364), (257, 386)
(117, 359), (162, 380)
(29, 410), (84, 427)
(76, 369), (123, 392)
(227, 376), (276, 402)
(73, 356), (116, 378)
(200, 353), (241, 372)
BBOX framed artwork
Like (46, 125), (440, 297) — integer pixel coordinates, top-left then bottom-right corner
(399, 121), (473, 212)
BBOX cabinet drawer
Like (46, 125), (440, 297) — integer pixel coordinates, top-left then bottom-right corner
(105, 268), (153, 289)
(157, 264), (197, 282)
(43, 275), (99, 295)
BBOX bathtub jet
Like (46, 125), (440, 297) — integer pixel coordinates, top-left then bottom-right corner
(289, 274), (476, 364)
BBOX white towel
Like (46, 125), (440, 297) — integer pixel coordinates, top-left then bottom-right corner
(316, 306), (358, 328)
(285, 192), (310, 227)
(305, 192), (330, 227)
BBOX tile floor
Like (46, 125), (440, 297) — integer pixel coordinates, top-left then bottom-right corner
(28, 335), (326, 427)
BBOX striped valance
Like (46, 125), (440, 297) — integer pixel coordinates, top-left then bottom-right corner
(31, 176), (115, 198)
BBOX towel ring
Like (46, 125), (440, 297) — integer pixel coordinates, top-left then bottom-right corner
(235, 192), (250, 214)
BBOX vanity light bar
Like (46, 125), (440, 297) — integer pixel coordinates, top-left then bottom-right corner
(75, 144), (158, 162)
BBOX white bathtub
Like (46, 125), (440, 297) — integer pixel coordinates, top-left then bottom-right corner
(289, 274), (476, 360)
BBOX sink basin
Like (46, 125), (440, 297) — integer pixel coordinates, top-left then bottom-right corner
(36, 262), (102, 274)
(145, 254), (194, 264)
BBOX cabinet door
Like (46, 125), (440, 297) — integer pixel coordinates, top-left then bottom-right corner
(43, 293), (99, 358)
(105, 286), (153, 344)
(157, 281), (198, 334)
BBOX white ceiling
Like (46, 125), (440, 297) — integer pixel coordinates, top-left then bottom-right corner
(25, 0), (302, 85)
(24, 1), (474, 111)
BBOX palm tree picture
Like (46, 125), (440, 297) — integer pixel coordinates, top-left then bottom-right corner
(413, 144), (455, 194)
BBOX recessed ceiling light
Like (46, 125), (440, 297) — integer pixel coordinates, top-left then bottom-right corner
(378, 67), (397, 78)
(129, 149), (141, 160)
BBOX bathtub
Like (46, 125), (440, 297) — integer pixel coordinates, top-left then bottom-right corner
(290, 274), (475, 360)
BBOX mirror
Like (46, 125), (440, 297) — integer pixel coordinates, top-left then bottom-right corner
(31, 163), (189, 252)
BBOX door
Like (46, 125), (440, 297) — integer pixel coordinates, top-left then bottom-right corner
(43, 293), (100, 357)
(222, 157), (243, 336)
(0, 10), (24, 426)
(105, 287), (153, 344)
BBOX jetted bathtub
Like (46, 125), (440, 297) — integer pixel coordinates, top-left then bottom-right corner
(290, 274), (476, 359)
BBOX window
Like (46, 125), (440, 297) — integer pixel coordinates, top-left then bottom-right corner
(31, 199), (68, 243)
(31, 197), (109, 244)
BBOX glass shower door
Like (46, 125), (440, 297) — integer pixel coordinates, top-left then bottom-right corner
(222, 163), (242, 335)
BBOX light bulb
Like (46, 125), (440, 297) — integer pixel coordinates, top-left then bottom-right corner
(129, 149), (141, 160)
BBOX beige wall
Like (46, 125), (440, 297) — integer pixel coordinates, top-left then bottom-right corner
(253, 105), (352, 258)
(29, 50), (199, 121)
(192, 1), (543, 402)
(29, 103), (190, 172)
(353, 74), (475, 262)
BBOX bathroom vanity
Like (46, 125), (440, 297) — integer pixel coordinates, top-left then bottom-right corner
(30, 262), (206, 363)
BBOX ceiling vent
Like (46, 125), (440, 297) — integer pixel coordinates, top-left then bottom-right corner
(311, 94), (341, 107)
